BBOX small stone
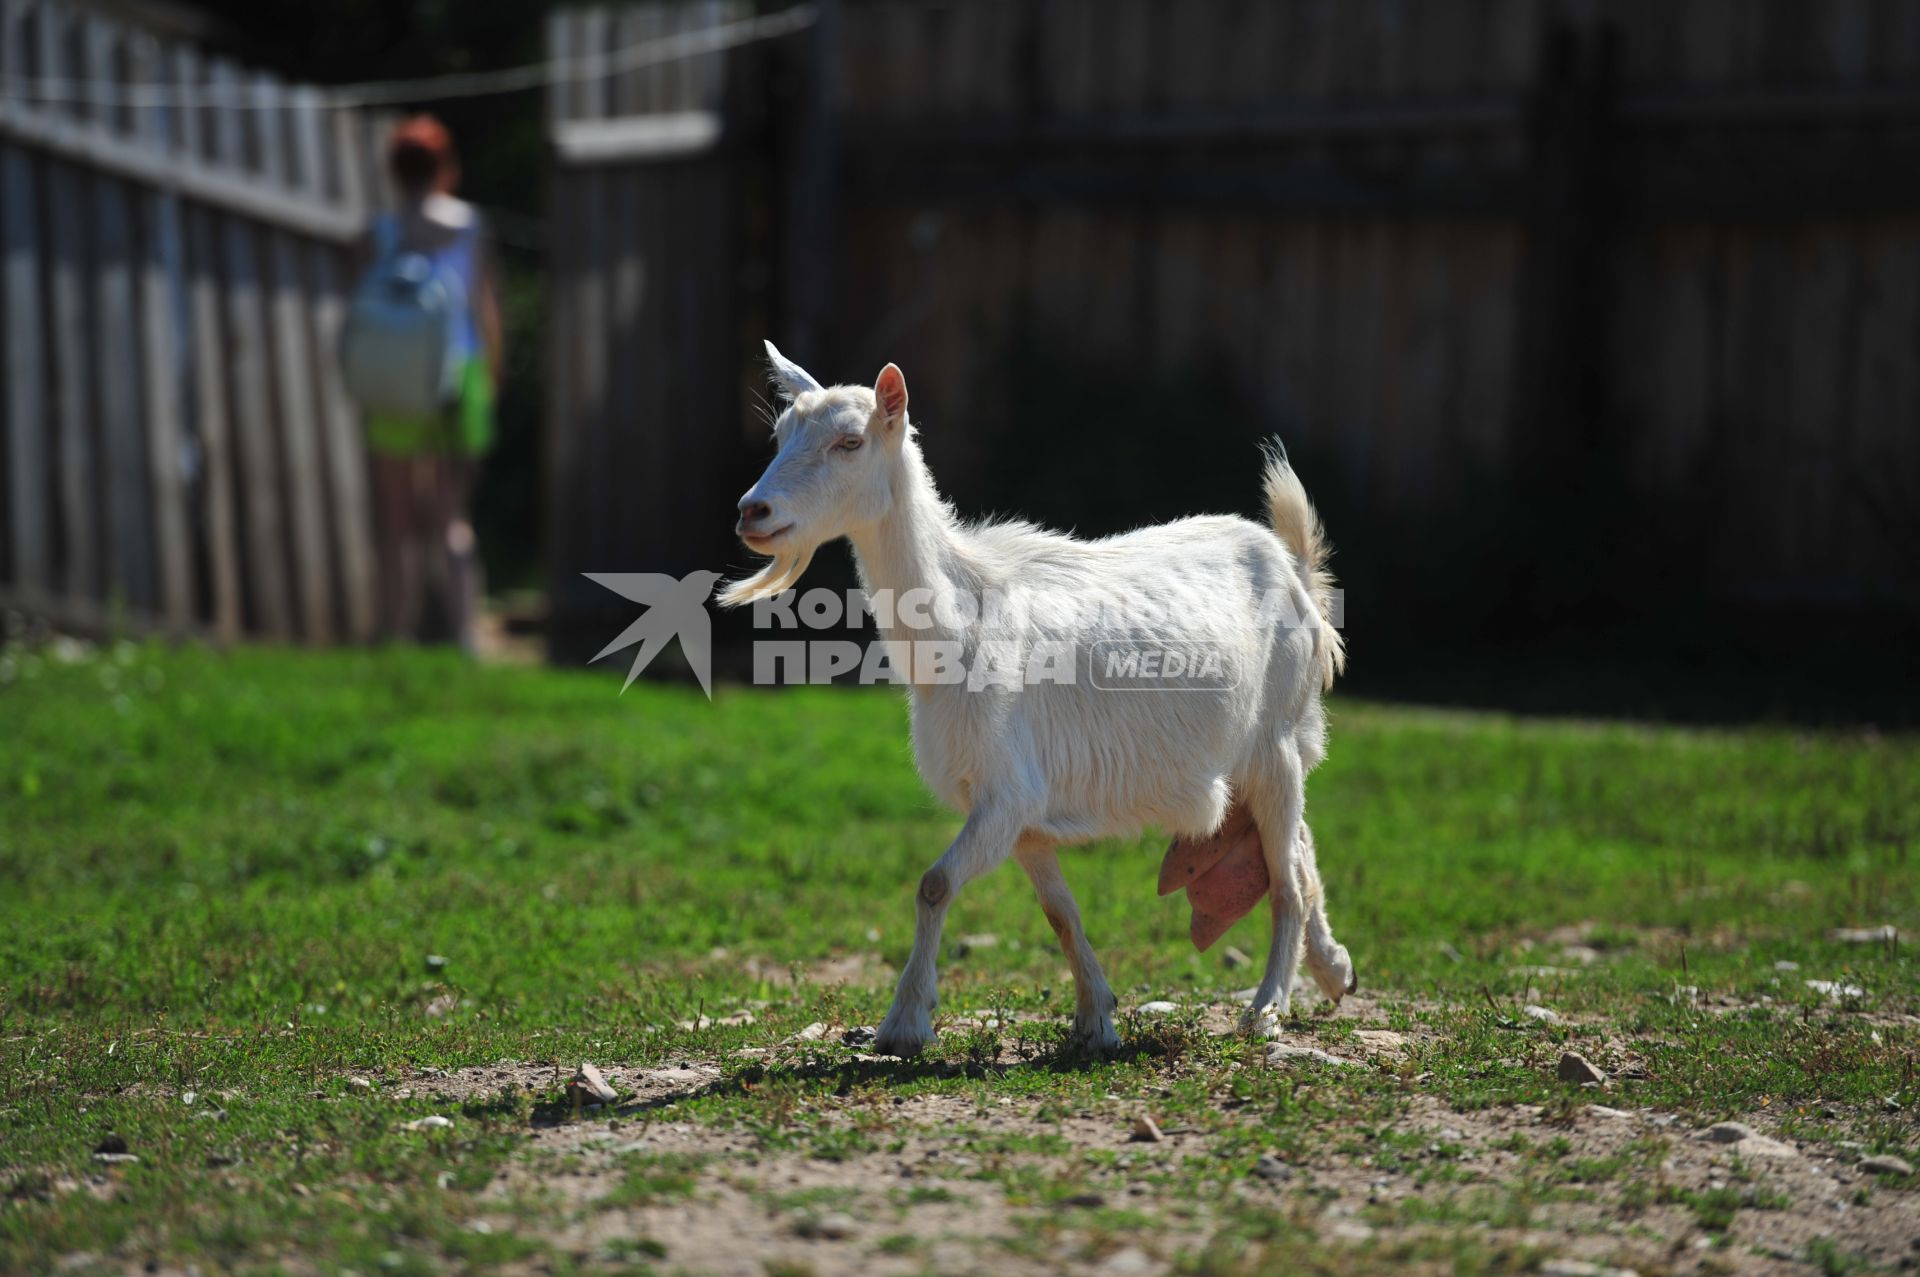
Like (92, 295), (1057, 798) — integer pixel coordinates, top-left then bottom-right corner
(790, 1021), (830, 1043)
(1097, 1247), (1157, 1277)
(570, 1062), (618, 1105)
(1773, 960), (1801, 972)
(423, 993), (460, 1019)
(1541, 1261), (1639, 1277)
(1222, 946), (1251, 970)
(1557, 1052), (1607, 1085)
(955, 933), (998, 957)
(1057, 1192), (1105, 1209)
(1831, 926), (1898, 944)
(401, 1115), (453, 1132)
(1699, 1121), (1796, 1158)
(1130, 1115), (1164, 1143)
(1252, 1153), (1294, 1182)
(1136, 1000), (1178, 1015)
(1354, 1030), (1407, 1053)
(795, 1211), (856, 1239)
(1269, 1043), (1355, 1067)
(1522, 1004), (1560, 1023)
(1805, 979), (1865, 1001)
(92, 1153), (139, 1165)
(842, 1026), (877, 1048)
(1861, 1155), (1914, 1177)
(348, 1077), (373, 1092)
(425, 954), (449, 971)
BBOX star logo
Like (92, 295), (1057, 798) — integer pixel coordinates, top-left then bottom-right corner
(584, 570), (723, 697)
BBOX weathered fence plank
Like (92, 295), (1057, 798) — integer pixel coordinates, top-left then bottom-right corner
(84, 17), (158, 612)
(0, 138), (49, 596)
(132, 29), (196, 629)
(256, 75), (335, 644)
(0, 3), (49, 596)
(208, 57), (293, 639)
(44, 155), (98, 603)
(314, 108), (377, 642)
(183, 206), (242, 641)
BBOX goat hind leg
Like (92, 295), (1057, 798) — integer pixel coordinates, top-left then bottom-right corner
(1016, 838), (1119, 1054)
(1297, 822), (1357, 1003)
(1242, 751), (1307, 1039)
(873, 806), (1020, 1057)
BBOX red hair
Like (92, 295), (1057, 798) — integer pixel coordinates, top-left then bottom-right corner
(387, 115), (459, 194)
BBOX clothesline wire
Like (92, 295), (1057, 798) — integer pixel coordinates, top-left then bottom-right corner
(0, 4), (817, 110)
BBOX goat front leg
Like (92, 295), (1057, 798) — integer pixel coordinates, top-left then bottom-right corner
(1015, 837), (1119, 1055)
(873, 805), (1022, 1057)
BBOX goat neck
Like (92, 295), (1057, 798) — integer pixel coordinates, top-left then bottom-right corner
(845, 437), (973, 644)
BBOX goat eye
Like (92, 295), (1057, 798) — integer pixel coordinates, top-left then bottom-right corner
(836, 435), (864, 453)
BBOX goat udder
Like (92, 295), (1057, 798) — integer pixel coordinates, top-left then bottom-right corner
(1158, 801), (1271, 952)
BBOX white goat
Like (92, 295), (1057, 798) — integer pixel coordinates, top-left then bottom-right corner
(726, 343), (1354, 1056)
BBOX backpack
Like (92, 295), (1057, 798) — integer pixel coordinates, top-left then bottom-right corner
(339, 216), (469, 418)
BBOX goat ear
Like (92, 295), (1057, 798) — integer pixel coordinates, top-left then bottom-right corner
(764, 339), (823, 399)
(873, 363), (909, 431)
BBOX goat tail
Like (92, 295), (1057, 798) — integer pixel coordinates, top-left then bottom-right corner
(1261, 442), (1346, 689)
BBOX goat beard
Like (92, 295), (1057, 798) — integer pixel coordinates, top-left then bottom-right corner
(718, 543), (817, 608)
(1157, 801), (1270, 951)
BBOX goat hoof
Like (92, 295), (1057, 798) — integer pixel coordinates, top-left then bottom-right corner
(1069, 1017), (1120, 1057)
(1239, 1003), (1291, 1040)
(1310, 944), (1356, 1005)
(872, 1013), (935, 1059)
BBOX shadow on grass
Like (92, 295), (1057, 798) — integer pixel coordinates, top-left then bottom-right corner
(511, 1034), (1193, 1127)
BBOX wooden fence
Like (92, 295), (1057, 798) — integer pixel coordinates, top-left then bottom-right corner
(825, 0), (1920, 604)
(544, 1), (766, 662)
(547, 0), (1920, 659)
(0, 0), (390, 644)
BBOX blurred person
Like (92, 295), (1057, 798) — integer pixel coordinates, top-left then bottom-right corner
(342, 114), (503, 652)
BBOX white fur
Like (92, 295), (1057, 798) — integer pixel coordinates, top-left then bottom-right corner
(729, 344), (1352, 1055)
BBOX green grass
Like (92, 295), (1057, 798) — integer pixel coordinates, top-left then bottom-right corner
(2, 641), (1916, 1273)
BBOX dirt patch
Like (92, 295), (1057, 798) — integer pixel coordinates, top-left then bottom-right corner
(365, 992), (1918, 1276)
(425, 1061), (1920, 1277)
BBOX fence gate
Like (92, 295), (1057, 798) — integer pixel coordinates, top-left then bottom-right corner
(0, 0), (394, 644)
(545, 2), (794, 666)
